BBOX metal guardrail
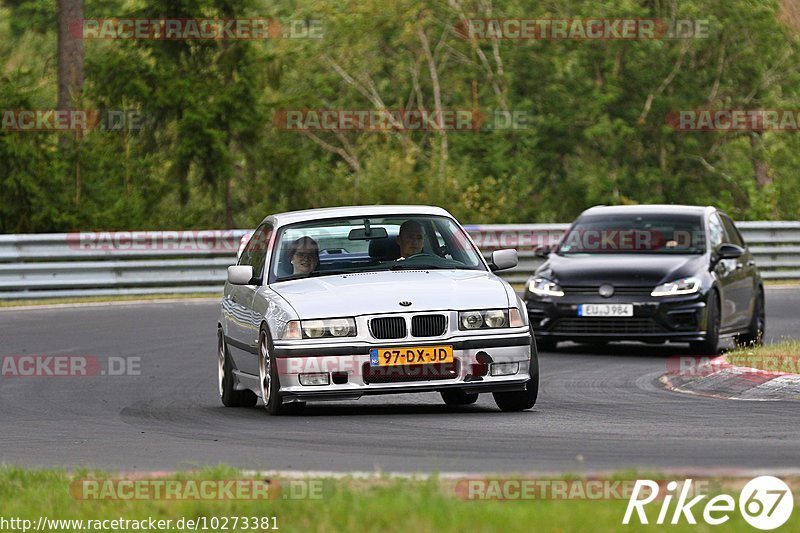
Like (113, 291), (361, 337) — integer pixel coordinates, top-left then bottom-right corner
(0, 223), (798, 299)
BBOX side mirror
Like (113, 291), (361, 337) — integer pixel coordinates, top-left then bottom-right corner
(534, 245), (553, 258)
(490, 249), (518, 272)
(716, 243), (745, 260)
(228, 265), (254, 285)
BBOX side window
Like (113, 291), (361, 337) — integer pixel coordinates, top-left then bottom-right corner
(239, 223), (273, 281)
(720, 214), (744, 247)
(708, 214), (724, 249)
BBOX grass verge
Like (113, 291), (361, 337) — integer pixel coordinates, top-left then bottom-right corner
(0, 293), (219, 309)
(0, 466), (798, 532)
(726, 340), (800, 374)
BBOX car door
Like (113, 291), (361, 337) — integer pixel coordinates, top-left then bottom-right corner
(719, 213), (756, 328)
(225, 223), (272, 376)
(708, 212), (737, 331)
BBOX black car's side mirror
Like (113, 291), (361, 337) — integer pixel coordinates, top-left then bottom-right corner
(534, 245), (553, 258)
(717, 243), (745, 260)
(711, 244), (745, 268)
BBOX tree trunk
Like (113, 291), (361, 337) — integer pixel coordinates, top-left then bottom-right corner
(57, 0), (84, 203)
(57, 0), (83, 111)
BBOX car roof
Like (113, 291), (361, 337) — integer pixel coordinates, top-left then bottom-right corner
(263, 205), (454, 227)
(579, 204), (713, 217)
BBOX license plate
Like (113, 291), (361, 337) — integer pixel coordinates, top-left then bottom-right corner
(370, 346), (453, 366)
(577, 304), (634, 317)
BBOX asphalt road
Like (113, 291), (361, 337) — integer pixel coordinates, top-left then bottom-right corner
(1, 288), (798, 473)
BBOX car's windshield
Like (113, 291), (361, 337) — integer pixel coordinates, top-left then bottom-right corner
(557, 213), (706, 255)
(269, 215), (486, 282)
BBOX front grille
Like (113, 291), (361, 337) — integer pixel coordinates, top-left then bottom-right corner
(362, 360), (459, 384)
(411, 314), (447, 337)
(552, 318), (667, 334)
(562, 286), (652, 296)
(369, 317), (407, 339)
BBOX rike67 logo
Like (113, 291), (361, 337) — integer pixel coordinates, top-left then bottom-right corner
(623, 476), (794, 530)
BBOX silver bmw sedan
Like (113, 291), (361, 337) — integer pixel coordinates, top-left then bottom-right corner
(218, 205), (538, 415)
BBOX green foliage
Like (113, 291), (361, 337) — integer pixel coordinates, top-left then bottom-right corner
(2, 0), (800, 232)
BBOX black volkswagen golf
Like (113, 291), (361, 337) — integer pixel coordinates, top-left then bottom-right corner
(524, 205), (765, 354)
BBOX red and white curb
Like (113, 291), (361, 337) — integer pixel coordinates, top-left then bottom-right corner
(660, 354), (800, 401)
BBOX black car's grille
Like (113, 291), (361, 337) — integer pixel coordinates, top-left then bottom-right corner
(562, 286), (653, 296)
(369, 317), (407, 339)
(552, 318), (667, 334)
(362, 360), (459, 384)
(411, 314), (447, 337)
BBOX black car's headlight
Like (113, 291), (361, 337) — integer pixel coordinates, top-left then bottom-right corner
(526, 277), (565, 298)
(283, 318), (356, 339)
(458, 308), (523, 330)
(651, 277), (701, 297)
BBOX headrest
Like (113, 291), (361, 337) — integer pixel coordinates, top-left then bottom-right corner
(368, 237), (401, 260)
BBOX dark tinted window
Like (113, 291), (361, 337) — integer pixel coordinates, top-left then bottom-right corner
(719, 213), (745, 247)
(558, 213), (705, 255)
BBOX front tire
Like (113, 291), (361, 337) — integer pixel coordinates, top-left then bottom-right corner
(735, 288), (765, 347)
(690, 291), (720, 355)
(536, 337), (558, 352)
(259, 328), (286, 415)
(493, 339), (539, 412)
(218, 330), (257, 407)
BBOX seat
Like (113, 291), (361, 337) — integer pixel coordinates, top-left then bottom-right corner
(368, 237), (401, 261)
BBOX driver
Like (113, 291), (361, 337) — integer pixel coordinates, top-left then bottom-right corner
(396, 220), (424, 259)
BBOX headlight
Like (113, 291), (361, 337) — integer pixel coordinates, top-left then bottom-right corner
(527, 277), (564, 297)
(458, 309), (515, 330)
(282, 318), (357, 339)
(651, 277), (701, 297)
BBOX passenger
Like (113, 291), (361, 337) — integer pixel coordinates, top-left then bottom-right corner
(396, 220), (425, 259)
(288, 236), (319, 275)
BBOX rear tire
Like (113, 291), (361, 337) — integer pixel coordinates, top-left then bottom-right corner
(493, 338), (539, 412)
(440, 389), (478, 406)
(735, 288), (765, 347)
(690, 291), (720, 355)
(218, 330), (257, 408)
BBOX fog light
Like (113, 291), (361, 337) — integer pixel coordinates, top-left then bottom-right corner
(490, 362), (519, 376)
(299, 372), (330, 386)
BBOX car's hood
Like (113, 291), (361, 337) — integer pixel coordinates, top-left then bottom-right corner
(272, 270), (510, 318)
(539, 253), (707, 287)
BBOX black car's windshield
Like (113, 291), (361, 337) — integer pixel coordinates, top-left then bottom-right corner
(270, 215), (486, 282)
(557, 213), (706, 255)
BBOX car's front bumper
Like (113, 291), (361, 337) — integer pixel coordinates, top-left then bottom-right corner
(271, 332), (532, 401)
(526, 291), (709, 343)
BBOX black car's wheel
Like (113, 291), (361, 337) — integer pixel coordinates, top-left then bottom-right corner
(259, 327), (286, 415)
(690, 291), (720, 355)
(536, 337), (558, 352)
(440, 389), (479, 406)
(493, 340), (539, 412)
(218, 330), (257, 407)
(735, 287), (765, 347)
